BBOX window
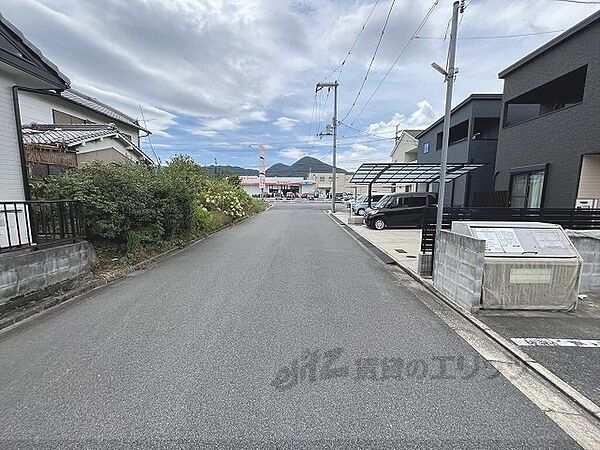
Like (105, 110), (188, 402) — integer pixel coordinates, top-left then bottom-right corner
(406, 196), (427, 207)
(473, 118), (499, 140)
(448, 120), (469, 145)
(53, 109), (90, 125)
(30, 163), (66, 179)
(503, 65), (587, 127)
(436, 132), (443, 150)
(423, 142), (430, 154)
(319, 176), (325, 182)
(510, 169), (545, 208)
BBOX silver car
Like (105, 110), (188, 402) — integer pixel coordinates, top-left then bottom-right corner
(351, 193), (387, 216)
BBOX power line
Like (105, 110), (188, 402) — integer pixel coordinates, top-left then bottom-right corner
(322, 0), (382, 82)
(338, 121), (395, 140)
(344, 0), (440, 131)
(340, 0), (397, 122)
(415, 29), (565, 40)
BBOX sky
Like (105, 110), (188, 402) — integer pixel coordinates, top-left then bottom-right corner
(3, 0), (599, 171)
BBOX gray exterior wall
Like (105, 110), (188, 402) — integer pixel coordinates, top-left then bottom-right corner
(417, 97), (502, 206)
(494, 19), (600, 208)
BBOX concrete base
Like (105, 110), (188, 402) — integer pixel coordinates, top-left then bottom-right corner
(347, 216), (364, 225)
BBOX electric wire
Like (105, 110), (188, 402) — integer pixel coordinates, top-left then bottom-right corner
(341, 0), (440, 136)
(322, 0), (382, 82)
(340, 0), (397, 122)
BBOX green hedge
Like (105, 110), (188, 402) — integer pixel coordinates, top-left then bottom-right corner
(33, 156), (267, 255)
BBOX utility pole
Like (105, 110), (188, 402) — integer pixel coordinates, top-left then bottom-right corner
(431, 0), (462, 233)
(316, 81), (339, 213)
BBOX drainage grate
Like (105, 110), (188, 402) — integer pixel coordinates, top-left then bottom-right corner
(395, 249), (407, 254)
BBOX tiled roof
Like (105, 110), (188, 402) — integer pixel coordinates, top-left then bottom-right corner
(22, 124), (121, 146)
(22, 123), (153, 164)
(60, 89), (150, 133)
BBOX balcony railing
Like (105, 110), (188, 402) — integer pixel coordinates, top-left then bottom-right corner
(0, 200), (84, 253)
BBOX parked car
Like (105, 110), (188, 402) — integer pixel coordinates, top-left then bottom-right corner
(286, 192), (295, 200)
(301, 193), (308, 198)
(351, 193), (387, 216)
(364, 192), (437, 230)
(334, 192), (346, 203)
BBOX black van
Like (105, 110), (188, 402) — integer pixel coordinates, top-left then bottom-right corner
(363, 192), (437, 230)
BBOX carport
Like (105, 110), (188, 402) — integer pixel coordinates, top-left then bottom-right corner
(350, 162), (485, 207)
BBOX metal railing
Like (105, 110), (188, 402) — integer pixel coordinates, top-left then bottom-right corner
(421, 206), (600, 254)
(0, 200), (84, 252)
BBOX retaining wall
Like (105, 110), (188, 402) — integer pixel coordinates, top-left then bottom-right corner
(0, 242), (92, 303)
(433, 230), (485, 313)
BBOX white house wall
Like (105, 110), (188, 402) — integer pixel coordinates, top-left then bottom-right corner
(18, 90), (140, 143)
(0, 71), (25, 202)
(75, 138), (140, 165)
(391, 136), (418, 163)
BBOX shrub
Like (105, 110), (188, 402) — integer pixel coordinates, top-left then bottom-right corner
(34, 156), (266, 260)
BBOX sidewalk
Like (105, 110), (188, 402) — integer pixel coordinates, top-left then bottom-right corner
(331, 210), (600, 413)
(331, 210), (421, 274)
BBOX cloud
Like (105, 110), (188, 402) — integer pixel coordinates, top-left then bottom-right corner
(337, 143), (384, 171)
(273, 116), (300, 130)
(203, 118), (241, 131)
(279, 147), (307, 160)
(3, 0), (598, 169)
(366, 100), (438, 138)
(190, 130), (218, 137)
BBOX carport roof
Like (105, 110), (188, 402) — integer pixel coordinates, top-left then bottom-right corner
(350, 162), (485, 185)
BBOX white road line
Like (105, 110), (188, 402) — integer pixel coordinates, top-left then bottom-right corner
(511, 338), (600, 348)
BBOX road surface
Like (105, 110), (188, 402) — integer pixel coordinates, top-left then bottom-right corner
(0, 203), (579, 448)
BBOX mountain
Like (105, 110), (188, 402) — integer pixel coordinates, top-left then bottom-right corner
(266, 156), (348, 177)
(205, 165), (258, 177)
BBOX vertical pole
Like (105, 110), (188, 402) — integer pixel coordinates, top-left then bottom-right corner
(435, 0), (460, 233)
(332, 82), (338, 213)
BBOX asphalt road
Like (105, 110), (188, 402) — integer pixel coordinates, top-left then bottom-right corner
(0, 203), (580, 449)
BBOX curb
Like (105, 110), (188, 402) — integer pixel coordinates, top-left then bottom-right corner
(327, 211), (600, 424)
(0, 207), (270, 334)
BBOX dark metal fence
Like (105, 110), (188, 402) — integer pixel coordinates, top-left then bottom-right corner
(0, 200), (84, 253)
(421, 206), (600, 253)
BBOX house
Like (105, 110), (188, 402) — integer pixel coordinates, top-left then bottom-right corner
(18, 88), (150, 152)
(307, 172), (371, 196)
(0, 12), (69, 202)
(22, 123), (152, 178)
(18, 88), (153, 175)
(390, 129), (420, 163)
(390, 129), (421, 192)
(494, 10), (600, 209)
(415, 94), (503, 207)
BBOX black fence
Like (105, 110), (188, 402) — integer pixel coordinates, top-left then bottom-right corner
(421, 206), (600, 253)
(0, 200), (84, 253)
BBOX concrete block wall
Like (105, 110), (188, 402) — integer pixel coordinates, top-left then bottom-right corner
(433, 231), (486, 313)
(0, 242), (92, 302)
(566, 231), (600, 292)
